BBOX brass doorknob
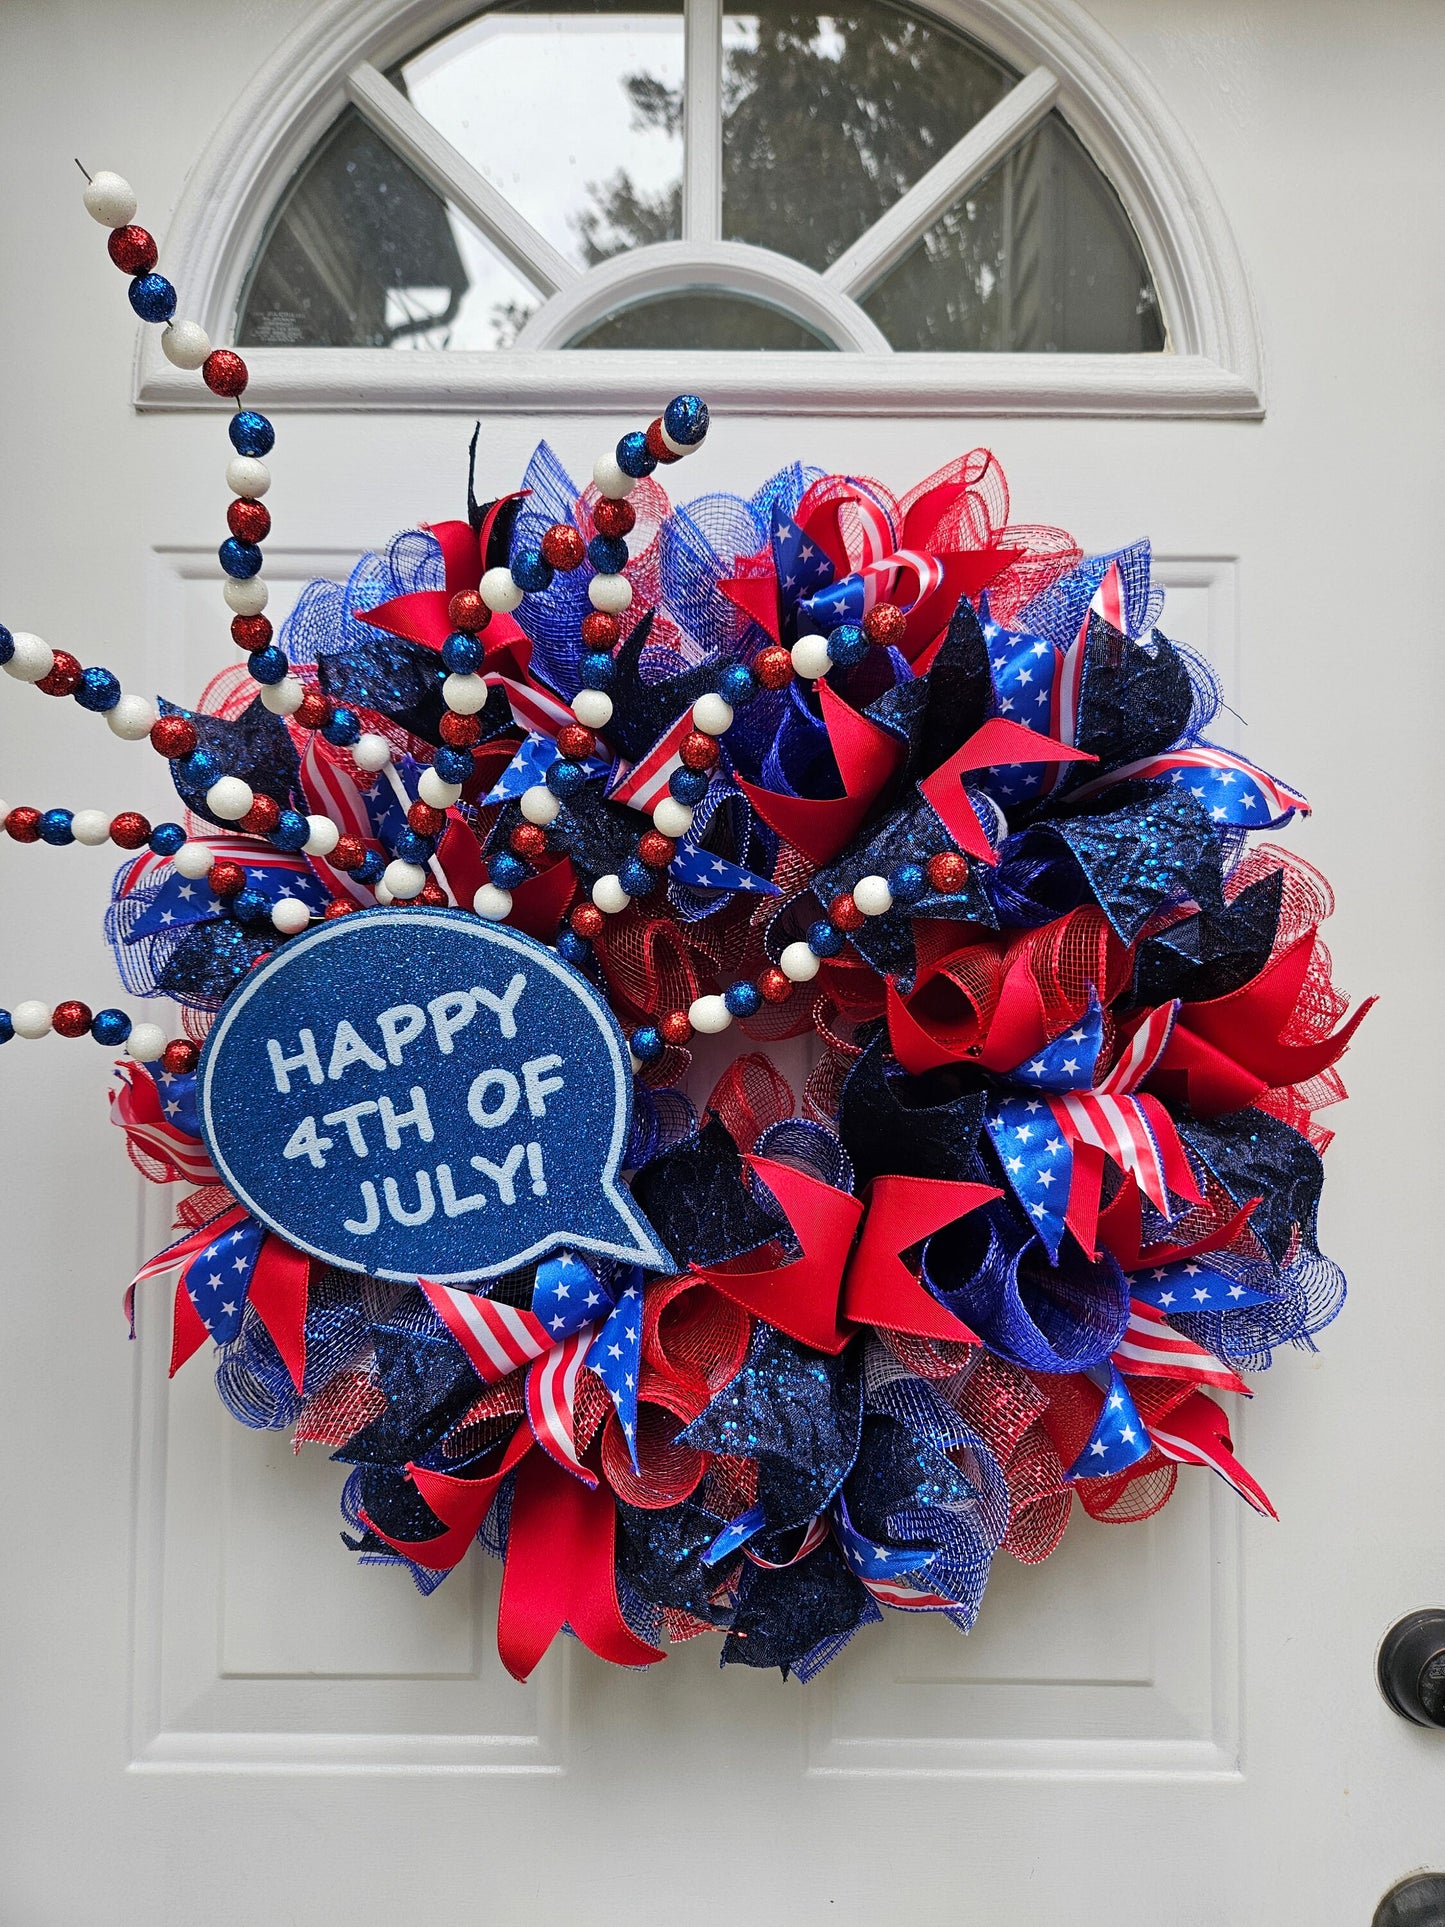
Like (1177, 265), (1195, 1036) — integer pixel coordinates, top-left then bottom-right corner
(1377, 1611), (1445, 1728)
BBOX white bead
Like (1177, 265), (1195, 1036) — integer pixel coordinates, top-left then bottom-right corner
(688, 994), (733, 1035)
(853, 874), (894, 918)
(592, 455), (637, 499)
(259, 676), (305, 716)
(82, 170), (136, 226)
(652, 797), (693, 838)
(372, 881), (394, 906)
(472, 883), (513, 921)
(161, 320), (211, 370)
(588, 573), (633, 614)
(691, 692), (733, 737)
(659, 422), (700, 459)
(780, 941), (821, 983)
(352, 732), (393, 773)
(106, 693), (156, 741)
(571, 688), (614, 729)
(271, 897), (312, 936)
(790, 633), (833, 681)
(520, 784), (561, 826)
(11, 1001), (53, 1040)
(226, 456), (271, 498)
(480, 567), (524, 615)
(3, 632), (54, 682)
(206, 776), (254, 821)
(418, 768), (462, 809)
(126, 1022), (168, 1063)
(224, 577), (268, 616)
(303, 816), (339, 858)
(71, 809), (113, 847)
(172, 840), (215, 878)
(383, 860), (428, 900)
(442, 672), (489, 715)
(629, 1049), (643, 1074)
(592, 873), (631, 915)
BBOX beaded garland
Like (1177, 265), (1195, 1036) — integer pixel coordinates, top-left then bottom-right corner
(0, 169), (1372, 1683)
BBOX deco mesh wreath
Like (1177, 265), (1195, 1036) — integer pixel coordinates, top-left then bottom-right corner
(0, 172), (1370, 1681)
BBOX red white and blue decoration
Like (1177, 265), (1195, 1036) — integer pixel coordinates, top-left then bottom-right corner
(0, 169), (1371, 1682)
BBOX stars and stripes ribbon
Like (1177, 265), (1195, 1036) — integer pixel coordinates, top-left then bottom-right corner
(1097, 1002), (1178, 1095)
(833, 1495), (950, 1610)
(300, 738), (379, 905)
(180, 1215), (267, 1348)
(584, 1276), (642, 1470)
(109, 1061), (218, 1186)
(420, 1279), (554, 1383)
(1065, 1366), (1153, 1480)
(481, 732), (559, 805)
(486, 671), (576, 740)
(1111, 1300), (1248, 1395)
(123, 839), (328, 937)
(608, 710), (695, 815)
(1068, 743), (1310, 828)
(524, 1326), (597, 1484)
(1149, 1389), (1276, 1517)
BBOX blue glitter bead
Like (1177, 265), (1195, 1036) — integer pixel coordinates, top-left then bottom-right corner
(91, 1008), (131, 1046)
(888, 861), (928, 905)
(434, 745), (473, 784)
(0, 626), (13, 666)
(394, 827), (435, 864)
(827, 622), (868, 667)
(718, 661), (756, 706)
(546, 758), (587, 799)
(39, 808), (74, 846)
(489, 850), (529, 889)
(322, 706), (361, 746)
(232, 886), (270, 925)
(441, 632), (484, 675)
(669, 766), (708, 804)
(271, 809), (309, 851)
(630, 1023), (664, 1062)
(128, 272), (177, 323)
(510, 547), (553, 594)
(182, 746), (220, 790)
(0, 1010), (13, 1044)
(724, 980), (761, 1018)
(807, 919), (845, 958)
(663, 394), (709, 449)
(578, 650), (617, 690)
(149, 821), (186, 856)
(229, 410), (275, 458)
(555, 928), (591, 966)
(615, 430), (656, 479)
(587, 534), (628, 574)
(248, 646), (290, 684)
(219, 536), (263, 579)
(352, 849), (386, 885)
(74, 665), (122, 712)
(618, 855), (653, 897)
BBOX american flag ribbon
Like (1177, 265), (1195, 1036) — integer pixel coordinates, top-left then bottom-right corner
(1050, 1090), (1171, 1218)
(1149, 1389), (1276, 1517)
(299, 737), (376, 904)
(1097, 1002), (1179, 1095)
(1112, 1300), (1249, 1395)
(486, 671), (575, 740)
(109, 1062), (219, 1186)
(608, 710), (695, 814)
(128, 1202), (251, 1288)
(1067, 742), (1310, 828)
(743, 1513), (830, 1568)
(419, 1279), (553, 1383)
(524, 1326), (598, 1485)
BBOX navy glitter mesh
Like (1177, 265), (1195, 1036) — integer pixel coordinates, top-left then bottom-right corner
(158, 694), (300, 825)
(1175, 1108), (1326, 1265)
(630, 1117), (785, 1267)
(722, 1539), (879, 1678)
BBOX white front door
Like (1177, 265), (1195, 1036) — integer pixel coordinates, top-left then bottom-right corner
(2, 2), (1443, 1923)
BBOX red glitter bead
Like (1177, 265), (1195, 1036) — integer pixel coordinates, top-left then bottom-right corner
(829, 891), (866, 933)
(230, 614), (272, 653)
(239, 796), (281, 835)
(637, 831), (675, 868)
(581, 611), (620, 649)
(863, 602), (907, 648)
(227, 498), (271, 543)
(162, 1038), (200, 1075)
(679, 730), (719, 772)
(4, 806), (41, 843)
(659, 1008), (693, 1045)
(150, 714), (198, 758)
(447, 590), (489, 633)
(37, 650), (82, 696)
(418, 877), (449, 907)
(645, 418), (682, 465)
(926, 851), (968, 894)
(408, 801), (447, 837)
(510, 822), (548, 861)
(592, 496), (636, 539)
(570, 903), (604, 941)
(331, 835), (366, 872)
(540, 523), (587, 571)
(109, 811), (152, 850)
(295, 689), (331, 730)
(202, 349), (248, 397)
(323, 898), (357, 920)
(209, 860), (246, 898)
(758, 966), (793, 1005)
(439, 711), (481, 747)
(755, 645), (793, 690)
(106, 224), (157, 275)
(557, 723), (597, 761)
(52, 1000), (93, 1039)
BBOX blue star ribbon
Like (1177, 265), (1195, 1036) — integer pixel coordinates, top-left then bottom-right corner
(532, 1249), (610, 1341)
(668, 841), (781, 896)
(1003, 995), (1104, 1092)
(1065, 1366), (1152, 1480)
(983, 1098), (1075, 1259)
(125, 854), (329, 941)
(143, 1063), (200, 1137)
(585, 1271), (643, 1469)
(833, 1493), (936, 1584)
(1130, 1258), (1278, 1314)
(180, 1215), (266, 1347)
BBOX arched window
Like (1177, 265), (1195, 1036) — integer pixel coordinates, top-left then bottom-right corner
(137, 0), (1261, 413)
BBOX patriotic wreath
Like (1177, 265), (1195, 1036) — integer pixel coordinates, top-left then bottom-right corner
(2, 172), (1370, 1681)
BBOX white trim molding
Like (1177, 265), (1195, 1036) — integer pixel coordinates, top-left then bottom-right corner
(134, 0), (1264, 418)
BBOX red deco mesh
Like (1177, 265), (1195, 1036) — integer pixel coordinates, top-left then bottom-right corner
(706, 1054), (795, 1151)
(998, 1425), (1073, 1563)
(1006, 907), (1133, 1033)
(294, 1368), (386, 1450)
(881, 1331), (979, 1382)
(441, 1375), (527, 1460)
(174, 1183), (234, 1230)
(700, 1453), (758, 1520)
(602, 1393), (706, 1509)
(643, 1276), (752, 1408)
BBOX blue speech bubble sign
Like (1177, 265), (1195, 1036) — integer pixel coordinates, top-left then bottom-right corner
(196, 906), (670, 1283)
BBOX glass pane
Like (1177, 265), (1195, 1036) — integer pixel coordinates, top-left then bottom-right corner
(237, 107), (539, 349)
(720, 0), (1015, 273)
(567, 289), (832, 348)
(862, 112), (1166, 352)
(398, 0), (685, 272)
